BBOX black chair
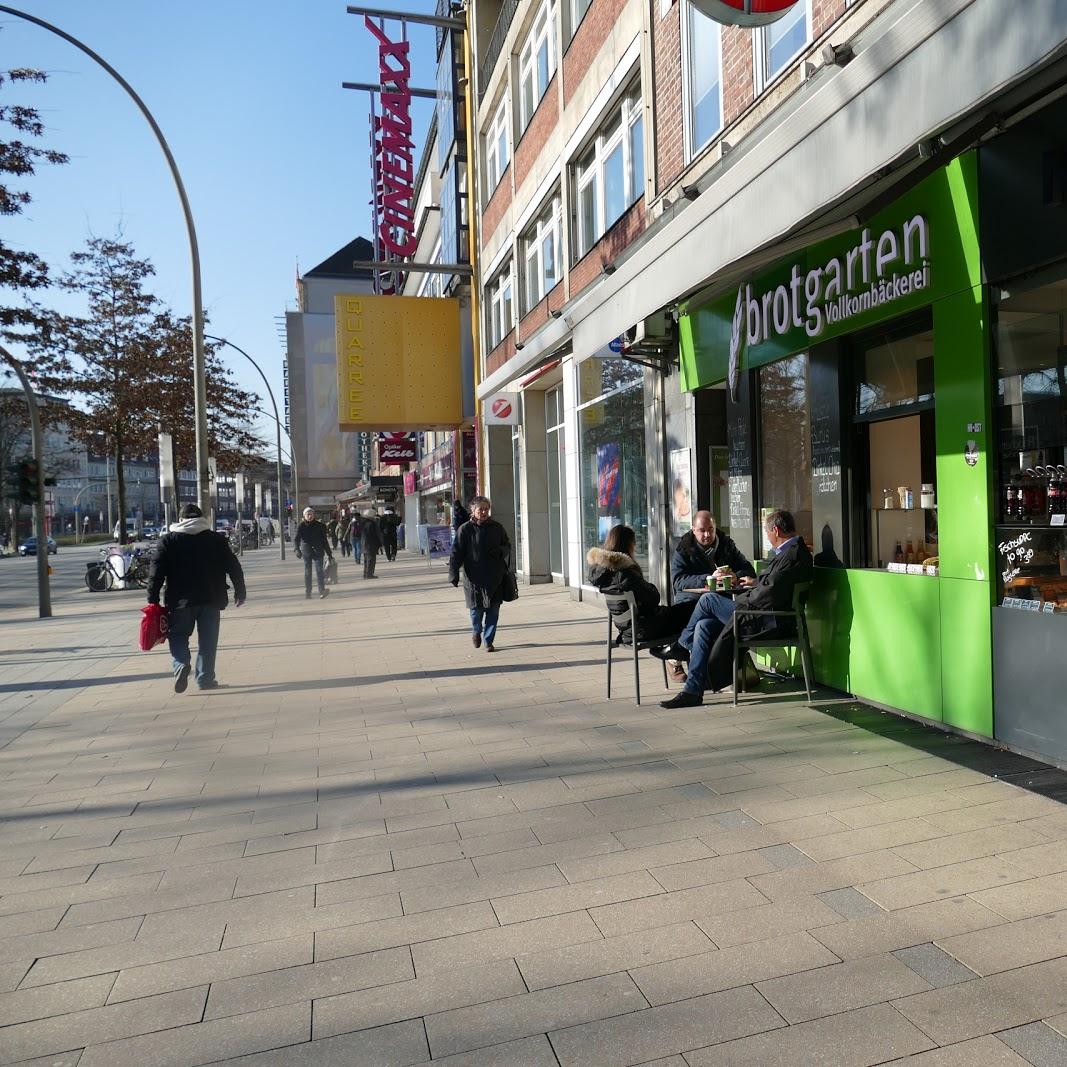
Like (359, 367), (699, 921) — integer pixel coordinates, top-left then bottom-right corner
(731, 581), (814, 706)
(602, 591), (679, 706)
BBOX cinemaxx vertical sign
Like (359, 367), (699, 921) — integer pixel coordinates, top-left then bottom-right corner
(679, 153), (982, 393)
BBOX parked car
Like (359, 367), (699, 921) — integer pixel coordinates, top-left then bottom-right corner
(18, 536), (57, 556)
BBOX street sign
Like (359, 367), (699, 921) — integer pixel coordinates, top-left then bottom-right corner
(608, 337), (625, 353)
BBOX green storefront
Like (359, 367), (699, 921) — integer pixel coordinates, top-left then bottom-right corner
(677, 154), (998, 741)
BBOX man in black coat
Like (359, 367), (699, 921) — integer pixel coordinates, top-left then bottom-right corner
(449, 496), (510, 651)
(380, 509), (400, 561)
(294, 507), (333, 599)
(670, 511), (756, 602)
(147, 504), (246, 693)
(361, 510), (383, 579)
(660, 509), (813, 708)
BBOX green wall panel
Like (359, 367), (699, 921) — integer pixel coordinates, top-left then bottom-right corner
(808, 569), (943, 722)
(939, 576), (994, 736)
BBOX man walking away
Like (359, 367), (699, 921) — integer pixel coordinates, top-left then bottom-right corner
(349, 511), (363, 564)
(381, 508), (399, 561)
(338, 511), (352, 558)
(294, 506), (333, 599)
(361, 509), (383, 579)
(147, 503), (246, 693)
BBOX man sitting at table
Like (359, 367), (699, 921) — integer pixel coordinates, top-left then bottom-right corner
(654, 509), (813, 708)
(671, 510), (756, 602)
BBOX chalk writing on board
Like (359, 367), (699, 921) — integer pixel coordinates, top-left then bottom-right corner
(997, 530), (1034, 586)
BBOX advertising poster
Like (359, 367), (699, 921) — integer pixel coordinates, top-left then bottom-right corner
(596, 442), (621, 539)
(670, 448), (693, 536)
(427, 524), (453, 559)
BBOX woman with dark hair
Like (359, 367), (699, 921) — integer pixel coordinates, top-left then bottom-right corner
(449, 495), (511, 652)
(587, 524), (693, 645)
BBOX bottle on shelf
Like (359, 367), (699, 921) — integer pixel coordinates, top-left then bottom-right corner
(1024, 468), (1046, 519)
(1049, 466), (1066, 518)
(894, 541), (904, 565)
(905, 539), (915, 565)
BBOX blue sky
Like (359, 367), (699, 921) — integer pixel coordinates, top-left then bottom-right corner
(3, 0), (436, 449)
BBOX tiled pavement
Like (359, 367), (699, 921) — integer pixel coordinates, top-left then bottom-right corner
(2, 550), (1067, 1065)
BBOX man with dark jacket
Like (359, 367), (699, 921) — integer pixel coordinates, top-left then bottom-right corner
(380, 509), (400, 561)
(147, 504), (246, 693)
(660, 509), (813, 708)
(671, 511), (756, 602)
(361, 510), (383, 579)
(294, 507), (333, 599)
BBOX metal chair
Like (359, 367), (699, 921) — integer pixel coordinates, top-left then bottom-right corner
(602, 591), (678, 706)
(731, 581), (814, 706)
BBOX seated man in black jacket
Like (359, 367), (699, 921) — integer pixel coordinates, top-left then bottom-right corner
(660, 509), (813, 708)
(671, 511), (756, 603)
(587, 525), (693, 645)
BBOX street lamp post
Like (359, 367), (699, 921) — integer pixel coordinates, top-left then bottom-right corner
(251, 405), (299, 530)
(0, 6), (212, 515)
(0, 345), (51, 618)
(205, 336), (286, 561)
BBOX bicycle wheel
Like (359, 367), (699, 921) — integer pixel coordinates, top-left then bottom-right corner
(85, 562), (113, 592)
(129, 565), (149, 589)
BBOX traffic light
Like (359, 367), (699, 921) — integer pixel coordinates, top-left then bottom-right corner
(17, 459), (39, 505)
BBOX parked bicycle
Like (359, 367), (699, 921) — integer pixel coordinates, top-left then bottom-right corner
(85, 545), (154, 592)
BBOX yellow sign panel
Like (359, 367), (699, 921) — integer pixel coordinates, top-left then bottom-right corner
(335, 293), (463, 432)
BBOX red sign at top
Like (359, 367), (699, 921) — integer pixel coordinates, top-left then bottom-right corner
(690, 0), (800, 27)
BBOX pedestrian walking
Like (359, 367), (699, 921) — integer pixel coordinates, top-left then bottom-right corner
(1, 529), (9, 555)
(448, 495), (511, 652)
(381, 508), (399, 561)
(326, 515), (339, 551)
(349, 512), (363, 564)
(338, 512), (352, 558)
(361, 509), (382, 579)
(294, 506), (333, 599)
(146, 503), (246, 693)
(452, 498), (470, 531)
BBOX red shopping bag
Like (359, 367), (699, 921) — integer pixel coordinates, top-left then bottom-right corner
(139, 603), (169, 651)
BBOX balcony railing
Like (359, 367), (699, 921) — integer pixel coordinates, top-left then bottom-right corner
(478, 0), (519, 103)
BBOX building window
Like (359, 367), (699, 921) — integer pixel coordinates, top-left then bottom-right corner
(521, 194), (563, 313)
(485, 96), (509, 194)
(486, 262), (514, 350)
(573, 84), (644, 259)
(519, 0), (557, 131)
(685, 3), (723, 158)
(756, 0), (808, 89)
(417, 238), (443, 299)
(569, 0), (592, 38)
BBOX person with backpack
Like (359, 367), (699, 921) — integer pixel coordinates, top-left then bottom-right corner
(448, 496), (511, 652)
(294, 507), (333, 599)
(146, 504), (246, 693)
(348, 511), (363, 564)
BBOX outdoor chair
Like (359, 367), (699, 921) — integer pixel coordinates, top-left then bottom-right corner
(731, 580), (814, 707)
(602, 591), (679, 706)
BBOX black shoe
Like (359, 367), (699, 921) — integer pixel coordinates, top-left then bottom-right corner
(660, 691), (703, 709)
(173, 664), (190, 694)
(199, 680), (221, 691)
(650, 642), (686, 662)
(320, 588), (330, 598)
(305, 591), (312, 599)
(472, 633), (482, 648)
(486, 643), (496, 652)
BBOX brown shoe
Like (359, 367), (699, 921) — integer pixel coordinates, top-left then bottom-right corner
(486, 643), (496, 652)
(668, 661), (688, 683)
(472, 633), (482, 648)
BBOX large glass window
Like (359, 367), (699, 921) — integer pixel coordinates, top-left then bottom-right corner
(521, 194), (563, 314)
(685, 3), (723, 157)
(519, 1), (557, 131)
(569, 0), (592, 37)
(486, 262), (514, 350)
(512, 426), (524, 573)
(485, 96), (509, 195)
(759, 353), (813, 552)
(578, 357), (648, 571)
(573, 84), (644, 259)
(758, 0), (808, 88)
(994, 280), (1067, 610)
(546, 385), (565, 577)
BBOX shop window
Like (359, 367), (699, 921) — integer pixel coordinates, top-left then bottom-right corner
(512, 425), (524, 572)
(572, 84), (644, 259)
(684, 3), (723, 159)
(569, 0), (592, 38)
(993, 280), (1067, 610)
(758, 353), (813, 552)
(485, 96), (509, 195)
(485, 262), (514, 350)
(755, 0), (809, 91)
(519, 0), (557, 132)
(546, 384), (566, 576)
(577, 356), (648, 572)
(521, 193), (563, 314)
(847, 314), (938, 570)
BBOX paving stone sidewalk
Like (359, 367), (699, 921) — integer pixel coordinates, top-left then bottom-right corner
(2, 549), (1067, 1065)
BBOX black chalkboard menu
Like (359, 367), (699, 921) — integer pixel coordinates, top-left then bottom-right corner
(810, 345), (847, 567)
(726, 371), (756, 559)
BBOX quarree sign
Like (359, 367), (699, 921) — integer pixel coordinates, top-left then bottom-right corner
(680, 153), (982, 393)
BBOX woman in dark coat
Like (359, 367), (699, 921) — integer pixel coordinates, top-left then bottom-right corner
(587, 524), (693, 644)
(449, 495), (510, 652)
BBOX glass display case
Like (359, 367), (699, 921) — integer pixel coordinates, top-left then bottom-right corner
(995, 525), (1067, 611)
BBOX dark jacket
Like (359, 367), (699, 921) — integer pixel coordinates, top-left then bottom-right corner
(452, 503), (470, 531)
(670, 530), (756, 601)
(380, 513), (400, 544)
(449, 518), (510, 609)
(733, 537), (815, 636)
(348, 515), (363, 540)
(361, 517), (383, 553)
(586, 547), (661, 639)
(147, 523), (246, 610)
(294, 519), (332, 560)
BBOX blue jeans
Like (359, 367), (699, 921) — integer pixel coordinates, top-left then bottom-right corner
(167, 604), (221, 688)
(679, 592), (736, 696)
(470, 603), (500, 644)
(304, 554), (326, 594)
(351, 538), (361, 563)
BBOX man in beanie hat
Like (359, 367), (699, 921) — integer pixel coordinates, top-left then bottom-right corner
(147, 504), (246, 693)
(294, 506), (333, 599)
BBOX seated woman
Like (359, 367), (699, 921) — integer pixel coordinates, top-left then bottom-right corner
(587, 524), (694, 645)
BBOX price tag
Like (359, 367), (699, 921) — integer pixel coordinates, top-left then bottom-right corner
(906, 564), (924, 575)
(1052, 514), (1065, 527)
(1043, 602), (1056, 613)
(1026, 599), (1041, 612)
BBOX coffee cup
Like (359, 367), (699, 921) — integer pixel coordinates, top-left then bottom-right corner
(717, 573), (734, 592)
